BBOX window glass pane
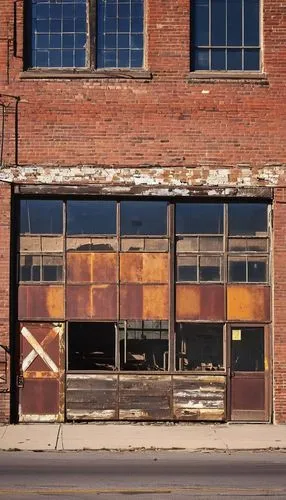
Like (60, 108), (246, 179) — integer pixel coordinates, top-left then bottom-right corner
(176, 203), (224, 235)
(19, 255), (41, 282)
(26, 0), (87, 68)
(211, 0), (226, 46)
(20, 200), (63, 234)
(176, 237), (198, 253)
(68, 322), (115, 371)
(244, 0), (260, 46)
(120, 320), (168, 371)
(120, 201), (167, 236)
(227, 0), (242, 46)
(232, 327), (264, 371)
(176, 323), (223, 371)
(211, 49), (226, 70)
(227, 49), (242, 70)
(193, 48), (209, 70)
(67, 200), (116, 235)
(177, 256), (197, 282)
(248, 257), (267, 282)
(199, 256), (221, 281)
(192, 0), (209, 46)
(228, 203), (268, 236)
(228, 257), (246, 282)
(229, 238), (268, 252)
(42, 255), (63, 281)
(97, 0), (144, 69)
(244, 49), (260, 71)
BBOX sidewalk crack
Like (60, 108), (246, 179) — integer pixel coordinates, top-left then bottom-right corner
(55, 424), (63, 451)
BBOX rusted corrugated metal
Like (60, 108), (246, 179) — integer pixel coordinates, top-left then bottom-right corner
(119, 375), (172, 420)
(91, 284), (117, 320)
(18, 285), (64, 319)
(176, 285), (225, 321)
(120, 253), (168, 283)
(19, 322), (64, 422)
(66, 374), (118, 420)
(227, 285), (270, 321)
(173, 375), (226, 421)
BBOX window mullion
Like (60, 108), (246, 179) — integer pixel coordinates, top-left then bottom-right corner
(89, 0), (96, 69)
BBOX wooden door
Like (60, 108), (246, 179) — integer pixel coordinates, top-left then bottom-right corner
(19, 322), (64, 422)
(230, 326), (270, 422)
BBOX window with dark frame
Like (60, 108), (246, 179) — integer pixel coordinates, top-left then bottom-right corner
(25, 0), (144, 70)
(191, 0), (260, 71)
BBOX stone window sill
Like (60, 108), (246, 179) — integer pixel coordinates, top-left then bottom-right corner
(187, 71), (268, 84)
(20, 69), (152, 81)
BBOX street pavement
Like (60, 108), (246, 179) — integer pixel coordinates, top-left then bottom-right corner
(1, 422), (286, 451)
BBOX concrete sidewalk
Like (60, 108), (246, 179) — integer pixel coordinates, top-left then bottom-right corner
(1, 423), (286, 451)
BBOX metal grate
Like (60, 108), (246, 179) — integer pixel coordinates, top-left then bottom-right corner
(97, 0), (144, 68)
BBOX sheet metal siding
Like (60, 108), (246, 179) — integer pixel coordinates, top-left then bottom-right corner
(176, 285), (225, 321)
(227, 285), (270, 321)
(18, 286), (64, 319)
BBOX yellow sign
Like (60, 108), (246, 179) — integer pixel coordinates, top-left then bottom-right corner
(232, 329), (241, 341)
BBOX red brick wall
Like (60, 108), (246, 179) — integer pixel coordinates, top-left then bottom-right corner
(0, 182), (11, 423)
(0, 0), (285, 170)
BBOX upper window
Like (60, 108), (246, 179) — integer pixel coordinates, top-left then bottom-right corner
(192, 0), (260, 71)
(25, 0), (144, 70)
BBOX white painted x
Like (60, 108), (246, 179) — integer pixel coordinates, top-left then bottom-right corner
(21, 327), (58, 373)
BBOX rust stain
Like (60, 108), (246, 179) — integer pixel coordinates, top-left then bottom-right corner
(92, 253), (117, 282)
(67, 253), (92, 283)
(120, 253), (143, 283)
(91, 284), (117, 320)
(200, 285), (225, 320)
(66, 285), (91, 319)
(143, 285), (169, 319)
(21, 379), (59, 415)
(18, 286), (64, 319)
(227, 285), (270, 321)
(176, 285), (200, 320)
(143, 253), (168, 283)
(120, 284), (143, 319)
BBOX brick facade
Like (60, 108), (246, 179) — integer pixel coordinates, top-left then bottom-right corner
(0, 0), (286, 422)
(0, 182), (11, 423)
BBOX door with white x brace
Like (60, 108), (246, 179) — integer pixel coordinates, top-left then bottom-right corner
(19, 322), (64, 422)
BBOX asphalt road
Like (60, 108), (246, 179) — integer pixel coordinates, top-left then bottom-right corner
(0, 451), (286, 499)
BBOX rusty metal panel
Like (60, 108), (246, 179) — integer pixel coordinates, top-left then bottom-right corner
(176, 285), (200, 320)
(91, 284), (117, 320)
(120, 253), (143, 283)
(19, 322), (64, 421)
(143, 285), (169, 320)
(143, 253), (168, 283)
(18, 285), (64, 319)
(173, 375), (226, 421)
(176, 285), (224, 321)
(66, 374), (117, 421)
(92, 253), (117, 282)
(231, 374), (265, 411)
(227, 285), (270, 321)
(120, 253), (168, 284)
(21, 379), (59, 415)
(120, 285), (143, 319)
(119, 375), (172, 420)
(200, 285), (225, 320)
(67, 253), (92, 283)
(66, 285), (91, 319)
